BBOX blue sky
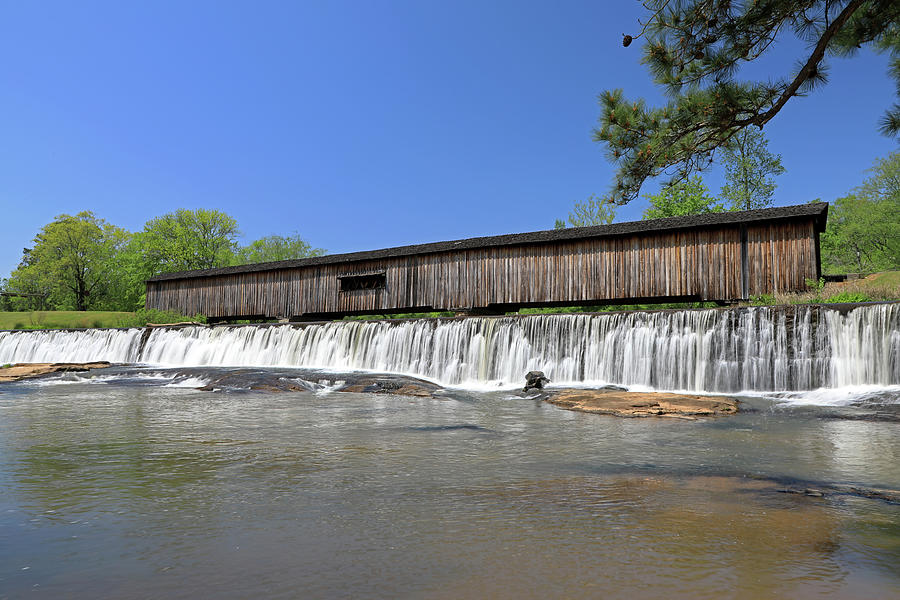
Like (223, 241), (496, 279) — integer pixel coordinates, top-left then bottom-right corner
(1, 0), (897, 278)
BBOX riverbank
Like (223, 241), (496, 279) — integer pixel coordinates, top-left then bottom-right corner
(0, 308), (204, 331)
(0, 311), (133, 330)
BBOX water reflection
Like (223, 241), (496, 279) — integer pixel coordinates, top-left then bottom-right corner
(0, 376), (898, 599)
(429, 475), (849, 599)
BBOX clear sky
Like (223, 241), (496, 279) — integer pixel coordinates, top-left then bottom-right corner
(1, 0), (897, 279)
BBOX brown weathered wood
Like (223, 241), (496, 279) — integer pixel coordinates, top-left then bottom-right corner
(145, 205), (826, 319)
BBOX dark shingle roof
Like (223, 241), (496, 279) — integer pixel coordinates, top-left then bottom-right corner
(147, 202), (828, 282)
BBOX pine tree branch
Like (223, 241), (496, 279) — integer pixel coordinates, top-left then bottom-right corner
(754, 0), (866, 127)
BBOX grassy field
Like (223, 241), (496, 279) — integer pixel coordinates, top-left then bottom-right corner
(0, 311), (135, 330)
(770, 271), (900, 305)
(0, 308), (207, 330)
(866, 271), (900, 289)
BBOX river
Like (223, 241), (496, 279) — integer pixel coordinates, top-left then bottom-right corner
(0, 365), (898, 598)
(0, 304), (898, 598)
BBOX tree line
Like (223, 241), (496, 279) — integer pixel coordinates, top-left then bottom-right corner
(0, 209), (323, 312)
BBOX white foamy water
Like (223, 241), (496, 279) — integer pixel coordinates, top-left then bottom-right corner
(20, 371), (180, 387)
(163, 376), (212, 388)
(766, 385), (900, 406)
(1, 304), (898, 394)
(0, 328), (144, 364)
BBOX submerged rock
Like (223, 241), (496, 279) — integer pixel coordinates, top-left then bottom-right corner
(0, 362), (112, 383)
(188, 367), (444, 398)
(545, 388), (738, 419)
(336, 377), (440, 398)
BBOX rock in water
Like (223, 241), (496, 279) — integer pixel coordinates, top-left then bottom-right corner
(0, 362), (112, 383)
(545, 388), (738, 419)
(523, 371), (550, 392)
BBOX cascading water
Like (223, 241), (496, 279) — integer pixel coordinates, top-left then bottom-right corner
(0, 327), (145, 364)
(0, 303), (897, 392)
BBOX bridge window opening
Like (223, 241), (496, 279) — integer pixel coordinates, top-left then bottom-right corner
(339, 273), (386, 292)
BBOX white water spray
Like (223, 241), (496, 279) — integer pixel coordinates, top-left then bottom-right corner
(0, 304), (897, 392)
(0, 328), (144, 364)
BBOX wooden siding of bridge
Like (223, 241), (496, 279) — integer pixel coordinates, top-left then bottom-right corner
(145, 219), (819, 319)
(746, 220), (817, 296)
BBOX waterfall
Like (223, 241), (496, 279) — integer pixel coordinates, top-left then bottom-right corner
(1, 303), (898, 392)
(0, 328), (145, 364)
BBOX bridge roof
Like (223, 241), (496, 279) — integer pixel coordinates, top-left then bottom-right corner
(147, 202), (828, 282)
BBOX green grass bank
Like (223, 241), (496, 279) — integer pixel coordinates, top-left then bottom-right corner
(0, 309), (205, 330)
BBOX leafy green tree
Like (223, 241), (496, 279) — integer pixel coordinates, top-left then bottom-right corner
(8, 212), (127, 311)
(140, 208), (240, 274)
(104, 234), (151, 311)
(595, 0), (900, 204)
(4, 273), (50, 311)
(3, 251), (43, 311)
(0, 277), (31, 311)
(821, 195), (899, 272)
(560, 194), (617, 227)
(857, 150), (900, 200)
(236, 233), (324, 264)
(719, 128), (786, 211)
(642, 176), (725, 219)
(821, 152), (900, 272)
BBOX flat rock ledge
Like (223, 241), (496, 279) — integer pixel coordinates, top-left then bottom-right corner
(545, 389), (738, 419)
(0, 362), (112, 383)
(191, 369), (444, 398)
(337, 380), (437, 397)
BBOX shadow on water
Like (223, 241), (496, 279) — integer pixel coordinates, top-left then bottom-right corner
(402, 424), (495, 433)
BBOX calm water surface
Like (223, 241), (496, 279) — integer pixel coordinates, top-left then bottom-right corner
(1, 368), (898, 599)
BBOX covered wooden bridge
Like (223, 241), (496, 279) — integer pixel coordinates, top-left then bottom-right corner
(145, 202), (827, 321)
